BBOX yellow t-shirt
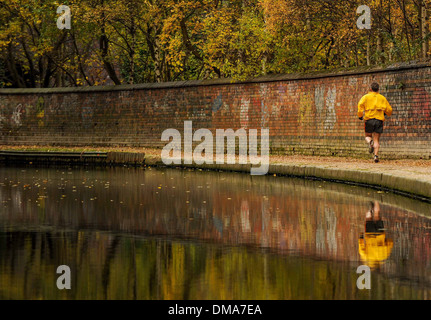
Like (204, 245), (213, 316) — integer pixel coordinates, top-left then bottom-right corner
(358, 92), (393, 121)
(358, 233), (393, 269)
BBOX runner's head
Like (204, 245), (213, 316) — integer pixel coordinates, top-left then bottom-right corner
(371, 82), (379, 92)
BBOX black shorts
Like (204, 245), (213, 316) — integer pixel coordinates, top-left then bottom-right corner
(365, 220), (384, 233)
(365, 119), (384, 134)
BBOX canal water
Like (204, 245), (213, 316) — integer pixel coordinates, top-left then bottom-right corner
(0, 165), (430, 300)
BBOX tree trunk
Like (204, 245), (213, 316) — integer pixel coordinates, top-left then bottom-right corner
(366, 34), (371, 66)
(6, 44), (26, 88)
(420, 0), (429, 58)
(129, 14), (136, 84)
(376, 31), (383, 64)
(154, 37), (162, 83)
(99, 0), (121, 85)
(100, 33), (121, 85)
(180, 19), (221, 77)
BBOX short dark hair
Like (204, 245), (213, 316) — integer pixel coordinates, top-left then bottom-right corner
(371, 82), (379, 92)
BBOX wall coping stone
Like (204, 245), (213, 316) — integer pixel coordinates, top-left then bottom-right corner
(1, 59), (430, 95)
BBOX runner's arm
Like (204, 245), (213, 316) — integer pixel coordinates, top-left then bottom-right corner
(384, 98), (393, 117)
(358, 96), (366, 119)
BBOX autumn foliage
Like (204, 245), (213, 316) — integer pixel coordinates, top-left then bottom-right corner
(0, 0), (430, 87)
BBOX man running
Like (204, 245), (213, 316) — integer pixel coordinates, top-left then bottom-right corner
(358, 82), (392, 163)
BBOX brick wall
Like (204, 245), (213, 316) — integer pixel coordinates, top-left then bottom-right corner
(0, 62), (430, 159)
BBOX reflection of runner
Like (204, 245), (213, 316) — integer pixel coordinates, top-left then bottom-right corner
(358, 83), (392, 163)
(358, 201), (393, 269)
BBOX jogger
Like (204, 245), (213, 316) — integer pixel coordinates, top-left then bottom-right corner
(358, 83), (392, 163)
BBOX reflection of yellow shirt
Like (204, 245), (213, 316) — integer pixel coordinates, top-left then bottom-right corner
(358, 233), (393, 269)
(358, 92), (393, 121)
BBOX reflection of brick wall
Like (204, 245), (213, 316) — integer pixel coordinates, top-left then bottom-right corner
(1, 168), (430, 269)
(0, 63), (430, 158)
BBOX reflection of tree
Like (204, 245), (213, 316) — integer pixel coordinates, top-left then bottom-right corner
(102, 236), (120, 300)
(1, 231), (430, 300)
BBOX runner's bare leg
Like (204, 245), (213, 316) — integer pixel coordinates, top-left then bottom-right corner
(365, 132), (372, 144)
(373, 201), (380, 220)
(372, 133), (381, 156)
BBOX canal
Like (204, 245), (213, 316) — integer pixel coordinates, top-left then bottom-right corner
(0, 165), (430, 299)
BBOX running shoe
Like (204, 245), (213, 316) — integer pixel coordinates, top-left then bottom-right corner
(374, 155), (379, 163)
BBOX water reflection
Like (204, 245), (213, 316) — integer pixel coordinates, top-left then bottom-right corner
(359, 202), (393, 270)
(0, 166), (430, 299)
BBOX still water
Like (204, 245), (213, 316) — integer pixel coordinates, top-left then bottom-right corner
(0, 165), (430, 300)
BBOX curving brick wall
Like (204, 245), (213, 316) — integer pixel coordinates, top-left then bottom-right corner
(0, 62), (430, 159)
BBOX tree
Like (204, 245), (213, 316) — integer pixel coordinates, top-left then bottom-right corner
(0, 0), (429, 87)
